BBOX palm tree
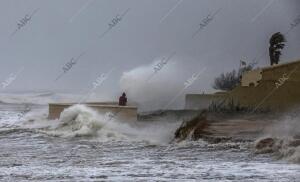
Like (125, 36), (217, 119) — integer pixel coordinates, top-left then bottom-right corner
(269, 32), (286, 66)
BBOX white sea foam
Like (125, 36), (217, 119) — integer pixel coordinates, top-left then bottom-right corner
(20, 104), (181, 144)
(255, 109), (300, 163)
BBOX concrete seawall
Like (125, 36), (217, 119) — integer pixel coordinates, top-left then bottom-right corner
(48, 103), (138, 121)
(185, 93), (227, 110)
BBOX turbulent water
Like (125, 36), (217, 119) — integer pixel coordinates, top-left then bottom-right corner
(0, 93), (300, 181)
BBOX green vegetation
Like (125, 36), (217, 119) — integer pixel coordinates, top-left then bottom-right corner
(208, 98), (270, 113)
(212, 64), (253, 91)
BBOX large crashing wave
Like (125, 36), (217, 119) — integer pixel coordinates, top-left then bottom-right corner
(43, 105), (129, 140)
(29, 105), (180, 144)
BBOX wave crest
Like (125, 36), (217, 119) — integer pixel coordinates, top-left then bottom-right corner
(255, 136), (300, 163)
(44, 105), (127, 140)
(254, 110), (300, 163)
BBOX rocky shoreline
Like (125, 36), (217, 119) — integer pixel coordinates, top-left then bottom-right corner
(172, 110), (300, 162)
(174, 110), (274, 142)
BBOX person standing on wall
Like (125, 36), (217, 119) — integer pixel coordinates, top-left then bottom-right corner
(119, 92), (127, 106)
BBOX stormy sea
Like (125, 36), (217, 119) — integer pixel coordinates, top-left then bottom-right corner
(0, 92), (299, 182)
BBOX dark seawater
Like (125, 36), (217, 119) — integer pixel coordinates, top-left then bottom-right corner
(0, 104), (299, 182)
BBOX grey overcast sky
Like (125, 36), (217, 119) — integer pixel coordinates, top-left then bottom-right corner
(0, 0), (299, 104)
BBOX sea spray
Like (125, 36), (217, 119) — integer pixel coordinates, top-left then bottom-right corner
(255, 137), (300, 163)
(10, 100), (198, 144)
(28, 104), (182, 144)
(254, 109), (300, 163)
(119, 56), (206, 111)
(45, 104), (126, 138)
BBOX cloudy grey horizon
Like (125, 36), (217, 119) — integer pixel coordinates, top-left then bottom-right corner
(0, 0), (299, 106)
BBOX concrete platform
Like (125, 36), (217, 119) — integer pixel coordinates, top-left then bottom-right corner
(48, 102), (138, 121)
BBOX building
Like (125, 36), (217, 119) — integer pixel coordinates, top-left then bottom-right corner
(185, 59), (300, 112)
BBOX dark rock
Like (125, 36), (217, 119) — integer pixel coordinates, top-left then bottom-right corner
(288, 139), (300, 147)
(255, 138), (275, 150)
(174, 110), (210, 141)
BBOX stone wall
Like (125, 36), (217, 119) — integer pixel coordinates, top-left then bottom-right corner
(185, 93), (227, 110)
(229, 59), (300, 111)
(48, 103), (138, 121)
(185, 59), (300, 111)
